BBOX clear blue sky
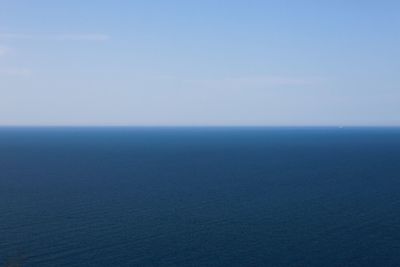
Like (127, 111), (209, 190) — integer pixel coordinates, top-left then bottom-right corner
(0, 0), (399, 126)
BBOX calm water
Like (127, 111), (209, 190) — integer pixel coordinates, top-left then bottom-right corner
(1, 127), (400, 267)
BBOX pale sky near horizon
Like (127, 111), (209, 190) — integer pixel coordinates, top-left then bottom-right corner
(0, 0), (399, 126)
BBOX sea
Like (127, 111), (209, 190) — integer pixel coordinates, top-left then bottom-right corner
(1, 127), (400, 267)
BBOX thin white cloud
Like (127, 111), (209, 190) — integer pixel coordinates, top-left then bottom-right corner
(0, 67), (32, 77)
(54, 34), (110, 41)
(195, 76), (322, 88)
(0, 46), (8, 56)
(0, 34), (31, 39)
(0, 33), (110, 41)
(153, 75), (323, 90)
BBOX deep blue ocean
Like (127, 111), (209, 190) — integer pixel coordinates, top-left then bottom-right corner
(1, 127), (400, 266)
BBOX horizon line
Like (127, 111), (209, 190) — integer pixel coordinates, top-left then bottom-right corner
(0, 125), (399, 128)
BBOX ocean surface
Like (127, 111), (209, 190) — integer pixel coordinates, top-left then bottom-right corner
(1, 127), (400, 267)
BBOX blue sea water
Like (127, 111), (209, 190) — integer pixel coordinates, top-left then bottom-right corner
(1, 127), (400, 267)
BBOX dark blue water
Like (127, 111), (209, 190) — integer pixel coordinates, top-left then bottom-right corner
(1, 127), (400, 267)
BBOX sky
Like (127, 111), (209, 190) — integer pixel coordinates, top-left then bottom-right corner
(0, 0), (399, 126)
